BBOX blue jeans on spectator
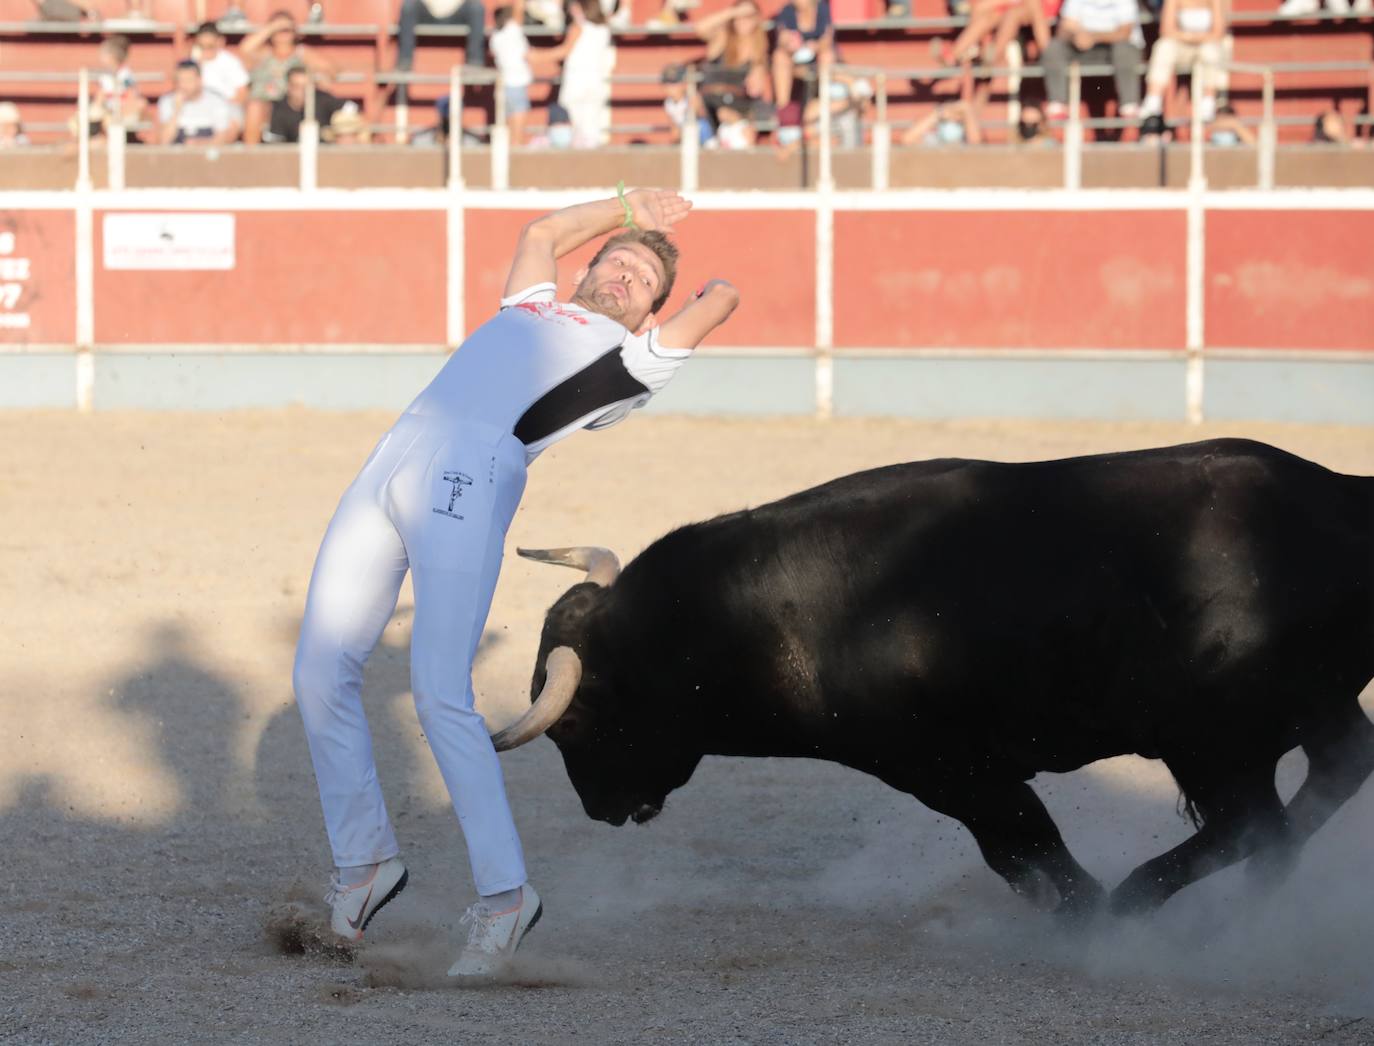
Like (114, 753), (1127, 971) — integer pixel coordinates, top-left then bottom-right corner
(397, 0), (486, 70)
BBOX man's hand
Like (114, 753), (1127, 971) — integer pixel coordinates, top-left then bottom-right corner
(1071, 29), (1094, 49)
(625, 188), (693, 233)
(658, 278), (739, 350)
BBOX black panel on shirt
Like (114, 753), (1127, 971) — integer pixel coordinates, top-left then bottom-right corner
(513, 344), (648, 446)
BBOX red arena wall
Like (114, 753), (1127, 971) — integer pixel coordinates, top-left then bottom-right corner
(1205, 210), (1374, 352)
(0, 211), (76, 346)
(93, 211), (448, 346)
(2, 199), (1371, 355)
(832, 211), (1188, 351)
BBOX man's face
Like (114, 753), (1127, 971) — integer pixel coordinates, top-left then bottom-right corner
(196, 31), (222, 57)
(285, 71), (308, 109)
(573, 243), (665, 332)
(176, 68), (202, 99)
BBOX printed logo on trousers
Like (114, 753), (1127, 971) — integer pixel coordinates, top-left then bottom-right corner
(434, 470), (474, 519)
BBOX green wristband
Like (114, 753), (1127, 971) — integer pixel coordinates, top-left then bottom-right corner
(616, 180), (639, 230)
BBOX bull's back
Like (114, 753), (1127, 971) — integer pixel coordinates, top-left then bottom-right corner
(625, 440), (1374, 767)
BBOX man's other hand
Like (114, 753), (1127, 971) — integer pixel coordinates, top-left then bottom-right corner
(625, 189), (693, 233)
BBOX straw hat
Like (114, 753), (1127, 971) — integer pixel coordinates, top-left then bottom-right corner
(327, 107), (370, 142)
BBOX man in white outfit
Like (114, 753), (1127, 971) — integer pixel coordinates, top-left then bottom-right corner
(292, 187), (739, 977)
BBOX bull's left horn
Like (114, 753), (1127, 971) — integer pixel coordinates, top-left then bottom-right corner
(517, 546), (621, 586)
(489, 645), (582, 751)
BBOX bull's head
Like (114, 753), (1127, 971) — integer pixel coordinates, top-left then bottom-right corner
(488, 545), (700, 827)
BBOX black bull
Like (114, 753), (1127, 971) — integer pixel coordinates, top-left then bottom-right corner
(523, 439), (1374, 916)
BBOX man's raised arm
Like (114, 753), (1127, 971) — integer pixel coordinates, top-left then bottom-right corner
(503, 188), (692, 298)
(655, 279), (741, 352)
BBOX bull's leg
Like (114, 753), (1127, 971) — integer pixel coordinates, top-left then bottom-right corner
(913, 778), (1105, 920)
(1110, 759), (1287, 915)
(1247, 703), (1374, 890)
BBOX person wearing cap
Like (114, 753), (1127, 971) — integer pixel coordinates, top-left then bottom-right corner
(192, 21), (250, 108)
(0, 101), (28, 148)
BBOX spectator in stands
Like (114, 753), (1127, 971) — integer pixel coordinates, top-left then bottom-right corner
(327, 106), (372, 142)
(901, 98), (982, 144)
(0, 101), (29, 147)
(771, 0), (834, 111)
(1312, 107), (1366, 147)
(240, 11), (336, 144)
(902, 64), (982, 144)
(92, 34), (146, 131)
(931, 0), (1057, 69)
(1041, 0), (1143, 120)
(1138, 0), (1225, 124)
(541, 0), (615, 148)
(156, 60), (242, 145)
(661, 63), (713, 144)
(491, 1), (534, 144)
(396, 0), (488, 74)
(775, 70), (871, 152)
(1208, 102), (1253, 145)
(1015, 99), (1055, 144)
(266, 65), (346, 142)
(192, 21), (250, 108)
(695, 1), (774, 131)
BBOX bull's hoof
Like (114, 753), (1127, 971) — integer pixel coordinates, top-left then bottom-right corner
(1108, 870), (1172, 917)
(1053, 878), (1107, 927)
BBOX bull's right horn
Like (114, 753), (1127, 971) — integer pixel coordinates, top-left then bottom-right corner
(489, 645), (582, 751)
(517, 546), (621, 586)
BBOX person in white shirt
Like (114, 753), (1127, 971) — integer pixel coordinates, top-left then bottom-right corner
(192, 21), (250, 107)
(1042, 0), (1144, 119)
(156, 60), (241, 145)
(295, 187), (740, 979)
(490, 0), (533, 144)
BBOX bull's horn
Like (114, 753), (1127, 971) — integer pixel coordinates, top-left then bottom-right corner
(489, 645), (582, 751)
(517, 546), (621, 586)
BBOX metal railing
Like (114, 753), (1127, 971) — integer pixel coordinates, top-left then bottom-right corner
(19, 54), (1373, 193)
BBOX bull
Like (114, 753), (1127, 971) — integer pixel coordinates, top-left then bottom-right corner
(490, 439), (1374, 917)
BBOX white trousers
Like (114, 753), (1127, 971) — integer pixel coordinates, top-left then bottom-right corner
(292, 413), (529, 895)
(1146, 37), (1225, 96)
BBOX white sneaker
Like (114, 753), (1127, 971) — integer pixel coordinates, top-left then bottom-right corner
(324, 857), (409, 941)
(447, 884), (543, 978)
(1277, 0), (1319, 13)
(1327, 0), (1351, 11)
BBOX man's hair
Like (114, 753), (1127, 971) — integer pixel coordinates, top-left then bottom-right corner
(195, 19), (223, 36)
(103, 34), (131, 61)
(493, 4), (513, 27)
(286, 65), (309, 79)
(176, 59), (201, 75)
(588, 230), (679, 314)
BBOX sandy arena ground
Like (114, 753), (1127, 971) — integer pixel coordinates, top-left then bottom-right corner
(3, 410), (1374, 1045)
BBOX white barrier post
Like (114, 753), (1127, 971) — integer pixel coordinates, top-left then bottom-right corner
(76, 67), (92, 191)
(1258, 70), (1276, 191)
(680, 73), (699, 192)
(1064, 63), (1082, 191)
(871, 71), (890, 191)
(107, 119), (126, 192)
(491, 70), (510, 190)
(448, 65), (465, 190)
(1188, 67), (1206, 192)
(817, 62), (834, 191)
(299, 79), (319, 191)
